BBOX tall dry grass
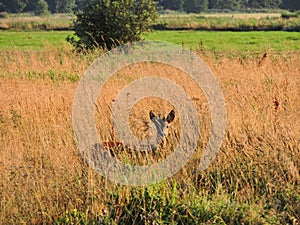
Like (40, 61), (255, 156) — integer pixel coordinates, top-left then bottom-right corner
(0, 46), (299, 224)
(0, 14), (73, 30)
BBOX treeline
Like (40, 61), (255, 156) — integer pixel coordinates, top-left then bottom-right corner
(0, 0), (90, 15)
(157, 0), (300, 13)
(0, 0), (299, 16)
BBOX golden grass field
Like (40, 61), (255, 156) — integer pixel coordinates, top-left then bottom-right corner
(0, 46), (299, 224)
(204, 13), (281, 19)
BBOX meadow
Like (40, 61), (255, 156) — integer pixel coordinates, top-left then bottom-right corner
(1, 12), (300, 31)
(156, 12), (300, 31)
(1, 30), (300, 52)
(0, 22), (299, 224)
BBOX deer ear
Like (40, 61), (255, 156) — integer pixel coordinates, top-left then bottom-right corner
(149, 110), (155, 120)
(166, 110), (175, 123)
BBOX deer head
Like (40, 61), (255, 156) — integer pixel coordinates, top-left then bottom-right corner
(149, 110), (175, 148)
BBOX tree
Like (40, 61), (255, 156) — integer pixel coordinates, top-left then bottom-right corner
(247, 0), (263, 8)
(45, 0), (75, 13)
(262, 0), (281, 8)
(207, 0), (242, 10)
(55, 0), (76, 13)
(281, 0), (300, 10)
(45, 0), (55, 12)
(159, 0), (184, 10)
(239, 0), (249, 9)
(32, 0), (49, 15)
(67, 0), (158, 51)
(0, 0), (27, 13)
(183, 0), (208, 13)
(25, 0), (49, 15)
(75, 0), (92, 11)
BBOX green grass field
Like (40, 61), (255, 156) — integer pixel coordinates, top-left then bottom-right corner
(1, 30), (300, 52)
(146, 30), (300, 51)
(0, 31), (71, 49)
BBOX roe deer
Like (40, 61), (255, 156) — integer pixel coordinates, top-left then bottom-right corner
(101, 109), (176, 151)
(149, 109), (175, 149)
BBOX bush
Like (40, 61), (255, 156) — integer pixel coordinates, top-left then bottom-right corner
(0, 11), (8, 18)
(281, 12), (299, 19)
(67, 0), (158, 51)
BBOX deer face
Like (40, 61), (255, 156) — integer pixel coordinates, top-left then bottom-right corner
(149, 110), (175, 146)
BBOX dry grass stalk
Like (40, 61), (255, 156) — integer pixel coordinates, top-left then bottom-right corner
(0, 47), (299, 223)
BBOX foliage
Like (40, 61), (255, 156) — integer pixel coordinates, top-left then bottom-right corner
(158, 0), (184, 11)
(33, 0), (49, 16)
(75, 0), (92, 11)
(0, 11), (8, 18)
(66, 0), (158, 51)
(54, 209), (87, 225)
(1, 0), (300, 14)
(208, 0), (244, 10)
(281, 0), (300, 11)
(55, 0), (76, 13)
(281, 11), (300, 19)
(263, 0), (282, 9)
(183, 0), (209, 13)
(140, 0), (297, 12)
(24, 0), (49, 15)
(44, 0), (76, 13)
(0, 0), (27, 13)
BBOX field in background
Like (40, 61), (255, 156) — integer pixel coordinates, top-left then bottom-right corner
(1, 12), (300, 31)
(0, 41), (299, 223)
(157, 12), (300, 30)
(204, 13), (282, 18)
(0, 13), (73, 30)
(1, 30), (300, 52)
(146, 30), (300, 51)
(0, 31), (71, 49)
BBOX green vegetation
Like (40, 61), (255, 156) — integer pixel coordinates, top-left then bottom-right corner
(0, 13), (73, 30)
(0, 31), (71, 49)
(1, 30), (300, 52)
(0, 0), (76, 15)
(52, 182), (300, 224)
(183, 0), (209, 13)
(1, 12), (300, 32)
(281, 10), (300, 19)
(156, 13), (300, 31)
(67, 0), (158, 51)
(1, 0), (300, 14)
(145, 30), (300, 51)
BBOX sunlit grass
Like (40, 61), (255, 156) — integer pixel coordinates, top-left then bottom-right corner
(0, 45), (299, 224)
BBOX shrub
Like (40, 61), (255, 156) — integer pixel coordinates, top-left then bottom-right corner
(67, 0), (158, 51)
(281, 12), (299, 19)
(0, 11), (8, 18)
